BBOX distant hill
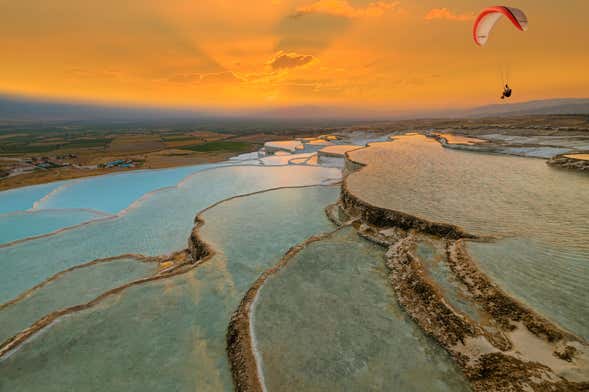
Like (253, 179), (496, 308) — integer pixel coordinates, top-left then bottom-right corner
(459, 98), (589, 118)
(1, 94), (588, 124)
(247, 99), (589, 120)
(0, 95), (210, 122)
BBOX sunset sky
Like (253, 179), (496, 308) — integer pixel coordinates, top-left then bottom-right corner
(1, 0), (588, 111)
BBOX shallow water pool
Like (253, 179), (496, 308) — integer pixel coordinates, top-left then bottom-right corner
(0, 165), (340, 303)
(347, 134), (588, 340)
(254, 228), (470, 391)
(0, 186), (338, 391)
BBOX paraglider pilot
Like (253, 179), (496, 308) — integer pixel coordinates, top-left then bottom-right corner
(500, 84), (512, 99)
(473, 6), (527, 100)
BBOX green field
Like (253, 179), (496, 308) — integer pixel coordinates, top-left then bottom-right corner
(0, 137), (111, 154)
(180, 141), (254, 153)
(161, 135), (201, 142)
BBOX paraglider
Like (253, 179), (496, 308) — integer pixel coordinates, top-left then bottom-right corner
(500, 84), (512, 99)
(473, 6), (528, 47)
(473, 6), (528, 99)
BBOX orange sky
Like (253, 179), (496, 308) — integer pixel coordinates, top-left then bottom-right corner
(1, 0), (588, 111)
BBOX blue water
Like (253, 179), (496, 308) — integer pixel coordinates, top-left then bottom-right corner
(468, 238), (589, 340)
(0, 186), (338, 391)
(31, 163), (226, 214)
(0, 257), (157, 344)
(0, 209), (111, 245)
(0, 164), (229, 245)
(0, 152), (334, 245)
(0, 165), (341, 303)
(254, 228), (470, 391)
(0, 182), (63, 214)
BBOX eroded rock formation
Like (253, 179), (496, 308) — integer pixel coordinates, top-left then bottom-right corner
(548, 153), (589, 172)
(226, 231), (341, 392)
(339, 147), (589, 391)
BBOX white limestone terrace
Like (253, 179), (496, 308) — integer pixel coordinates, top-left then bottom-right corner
(318, 144), (362, 157)
(263, 140), (304, 154)
(264, 135), (344, 155)
(563, 153), (589, 161)
(0, 130), (402, 248)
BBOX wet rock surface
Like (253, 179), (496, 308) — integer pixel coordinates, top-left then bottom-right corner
(339, 148), (589, 391)
(447, 241), (566, 342)
(386, 235), (477, 349)
(548, 153), (589, 172)
(341, 181), (475, 240)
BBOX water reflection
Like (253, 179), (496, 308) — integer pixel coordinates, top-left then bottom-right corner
(347, 134), (589, 246)
(347, 134), (588, 340)
(564, 153), (589, 161)
(433, 133), (487, 145)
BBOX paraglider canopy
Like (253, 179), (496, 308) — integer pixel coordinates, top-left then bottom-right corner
(473, 6), (528, 46)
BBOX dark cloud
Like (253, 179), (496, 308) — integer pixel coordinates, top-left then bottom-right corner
(269, 52), (315, 70)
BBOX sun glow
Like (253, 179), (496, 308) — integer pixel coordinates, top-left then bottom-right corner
(1, 0), (587, 110)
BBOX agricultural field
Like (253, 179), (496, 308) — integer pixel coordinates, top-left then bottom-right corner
(0, 127), (266, 191)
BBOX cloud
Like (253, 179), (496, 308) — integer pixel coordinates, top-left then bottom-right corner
(269, 52), (315, 70)
(424, 8), (474, 22)
(294, 0), (400, 19)
(168, 71), (241, 84)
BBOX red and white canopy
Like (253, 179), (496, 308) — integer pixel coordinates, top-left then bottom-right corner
(473, 6), (528, 46)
